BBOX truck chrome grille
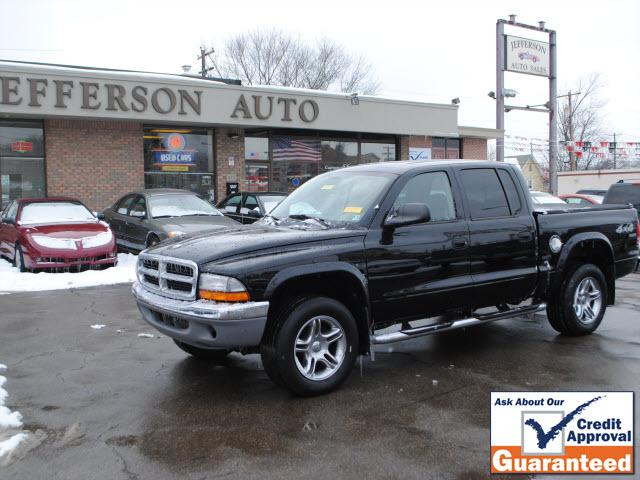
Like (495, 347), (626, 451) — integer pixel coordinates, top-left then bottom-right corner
(138, 253), (198, 300)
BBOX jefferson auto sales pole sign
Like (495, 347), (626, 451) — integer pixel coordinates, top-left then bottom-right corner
(505, 35), (550, 77)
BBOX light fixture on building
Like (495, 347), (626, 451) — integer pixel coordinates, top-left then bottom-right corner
(538, 20), (546, 30)
(350, 93), (359, 105)
(488, 91), (496, 99)
(181, 65), (192, 74)
(227, 130), (240, 139)
(508, 14), (517, 23)
(451, 97), (460, 105)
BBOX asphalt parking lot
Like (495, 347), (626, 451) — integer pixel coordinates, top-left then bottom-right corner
(1, 273), (639, 479)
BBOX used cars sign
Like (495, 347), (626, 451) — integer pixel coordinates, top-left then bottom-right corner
(504, 35), (550, 77)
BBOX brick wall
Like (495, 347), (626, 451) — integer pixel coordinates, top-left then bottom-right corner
(408, 136), (433, 149)
(462, 137), (487, 160)
(44, 119), (143, 210)
(397, 136), (410, 160)
(214, 127), (245, 202)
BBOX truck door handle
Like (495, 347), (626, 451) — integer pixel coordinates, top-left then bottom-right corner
(517, 232), (532, 242)
(453, 237), (468, 249)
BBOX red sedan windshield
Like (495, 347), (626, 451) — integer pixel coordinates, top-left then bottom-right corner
(20, 202), (96, 225)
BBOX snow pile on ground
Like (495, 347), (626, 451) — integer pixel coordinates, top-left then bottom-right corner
(0, 253), (137, 293)
(0, 364), (28, 460)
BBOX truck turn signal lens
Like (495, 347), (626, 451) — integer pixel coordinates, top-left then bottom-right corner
(198, 290), (250, 302)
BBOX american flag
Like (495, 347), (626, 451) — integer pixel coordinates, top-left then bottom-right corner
(272, 138), (321, 163)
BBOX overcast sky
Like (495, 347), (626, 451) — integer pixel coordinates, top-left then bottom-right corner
(1, 0), (638, 152)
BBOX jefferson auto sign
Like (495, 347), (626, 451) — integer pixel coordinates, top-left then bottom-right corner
(505, 35), (550, 77)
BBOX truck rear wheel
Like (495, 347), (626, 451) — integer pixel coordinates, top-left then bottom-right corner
(260, 296), (359, 396)
(173, 340), (230, 361)
(546, 263), (607, 336)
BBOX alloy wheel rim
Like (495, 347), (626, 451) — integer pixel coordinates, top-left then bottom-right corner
(294, 315), (347, 381)
(573, 277), (602, 324)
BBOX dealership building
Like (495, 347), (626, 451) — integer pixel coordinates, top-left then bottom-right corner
(0, 60), (501, 210)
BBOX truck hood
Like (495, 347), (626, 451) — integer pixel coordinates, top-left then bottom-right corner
(147, 224), (365, 265)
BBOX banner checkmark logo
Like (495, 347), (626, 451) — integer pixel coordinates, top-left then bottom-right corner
(524, 396), (604, 449)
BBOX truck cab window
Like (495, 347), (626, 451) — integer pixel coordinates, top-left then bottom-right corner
(393, 171), (456, 222)
(497, 169), (522, 215)
(460, 169), (510, 219)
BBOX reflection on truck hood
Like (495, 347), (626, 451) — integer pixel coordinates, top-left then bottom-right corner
(147, 224), (365, 265)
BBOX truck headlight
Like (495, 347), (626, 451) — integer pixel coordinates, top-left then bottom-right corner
(198, 273), (250, 302)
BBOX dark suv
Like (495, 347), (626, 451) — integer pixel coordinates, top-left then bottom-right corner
(603, 181), (640, 214)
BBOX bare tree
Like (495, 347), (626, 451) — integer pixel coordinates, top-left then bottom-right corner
(207, 29), (380, 94)
(557, 73), (607, 171)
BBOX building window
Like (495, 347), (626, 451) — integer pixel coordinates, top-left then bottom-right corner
(143, 127), (214, 201)
(271, 137), (321, 192)
(0, 120), (45, 208)
(321, 140), (358, 173)
(244, 136), (269, 192)
(432, 137), (461, 159)
(361, 142), (396, 163)
(244, 130), (398, 192)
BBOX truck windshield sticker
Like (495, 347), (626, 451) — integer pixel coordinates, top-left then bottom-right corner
(343, 206), (363, 214)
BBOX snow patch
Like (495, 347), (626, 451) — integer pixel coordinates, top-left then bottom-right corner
(90, 324), (106, 330)
(0, 253), (137, 293)
(0, 366), (28, 460)
(0, 433), (27, 458)
(137, 333), (154, 338)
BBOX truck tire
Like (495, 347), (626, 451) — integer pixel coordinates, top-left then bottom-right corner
(546, 263), (607, 336)
(173, 340), (231, 361)
(260, 296), (359, 396)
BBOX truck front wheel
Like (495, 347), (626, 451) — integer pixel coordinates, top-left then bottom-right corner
(261, 296), (359, 396)
(547, 263), (607, 336)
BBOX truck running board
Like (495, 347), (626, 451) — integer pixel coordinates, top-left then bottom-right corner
(370, 303), (547, 345)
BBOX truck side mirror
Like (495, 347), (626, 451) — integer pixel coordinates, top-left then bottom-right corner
(384, 203), (431, 229)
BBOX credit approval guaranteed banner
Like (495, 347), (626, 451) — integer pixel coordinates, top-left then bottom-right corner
(490, 391), (634, 474)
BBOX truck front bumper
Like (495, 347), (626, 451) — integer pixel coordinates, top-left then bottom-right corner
(132, 282), (269, 349)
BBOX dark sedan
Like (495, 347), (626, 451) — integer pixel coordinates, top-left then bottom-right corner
(217, 192), (286, 224)
(103, 189), (236, 252)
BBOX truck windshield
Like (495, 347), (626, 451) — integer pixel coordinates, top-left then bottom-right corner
(267, 171), (396, 228)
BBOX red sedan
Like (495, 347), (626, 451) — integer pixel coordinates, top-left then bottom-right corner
(0, 198), (117, 272)
(559, 193), (604, 206)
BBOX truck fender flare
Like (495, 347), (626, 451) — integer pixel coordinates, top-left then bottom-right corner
(264, 262), (370, 305)
(556, 231), (614, 273)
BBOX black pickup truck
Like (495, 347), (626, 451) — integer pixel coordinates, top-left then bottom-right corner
(132, 161), (639, 396)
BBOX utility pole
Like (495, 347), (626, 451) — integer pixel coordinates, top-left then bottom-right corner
(567, 90), (576, 170)
(613, 132), (617, 169)
(198, 46), (215, 78)
(549, 28), (558, 194)
(496, 20), (505, 163)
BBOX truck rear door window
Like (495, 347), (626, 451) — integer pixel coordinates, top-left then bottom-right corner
(497, 169), (522, 215)
(460, 169), (510, 219)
